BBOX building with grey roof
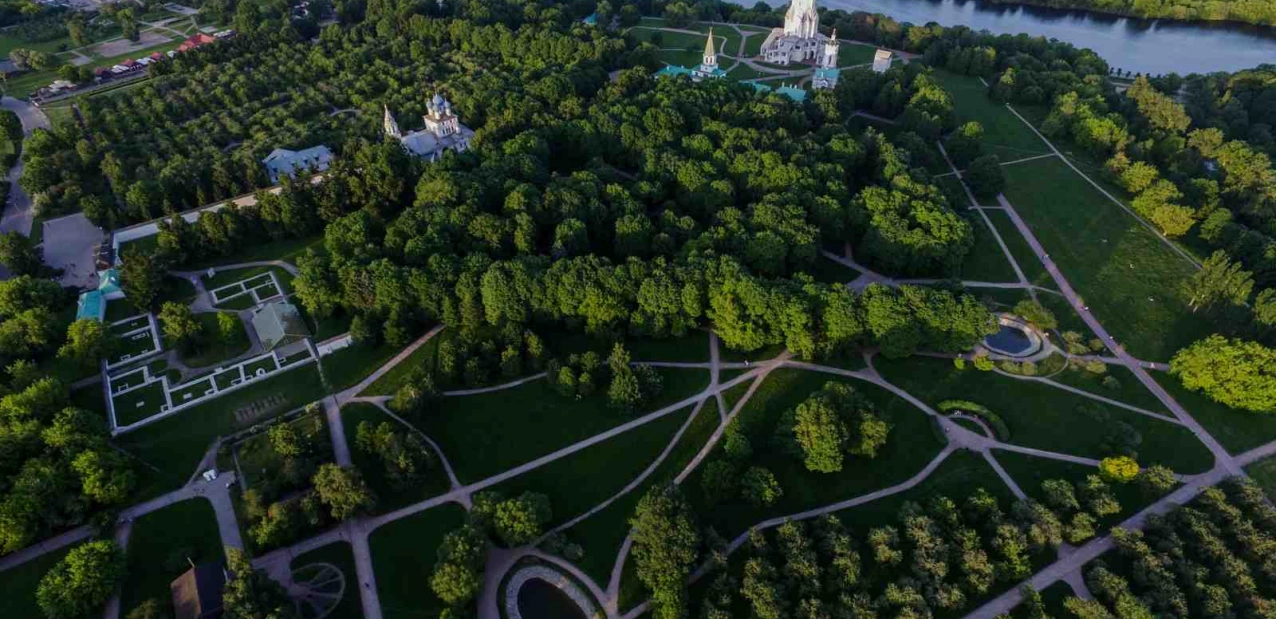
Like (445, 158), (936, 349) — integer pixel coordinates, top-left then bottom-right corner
(262, 145), (334, 183)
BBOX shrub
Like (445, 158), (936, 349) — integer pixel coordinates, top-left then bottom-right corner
(1099, 456), (1140, 483)
(936, 399), (1010, 440)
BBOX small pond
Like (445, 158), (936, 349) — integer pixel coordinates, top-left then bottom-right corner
(985, 324), (1032, 355)
(517, 578), (587, 619)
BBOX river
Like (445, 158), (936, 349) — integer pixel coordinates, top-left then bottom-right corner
(771, 0), (1276, 74)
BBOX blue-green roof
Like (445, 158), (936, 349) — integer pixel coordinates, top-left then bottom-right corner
(98, 268), (122, 296)
(582, 13), (597, 24)
(814, 68), (840, 80)
(656, 65), (696, 78)
(76, 291), (104, 322)
(776, 86), (807, 102)
(741, 81), (806, 102)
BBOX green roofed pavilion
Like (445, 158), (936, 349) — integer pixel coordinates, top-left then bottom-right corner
(250, 301), (310, 351)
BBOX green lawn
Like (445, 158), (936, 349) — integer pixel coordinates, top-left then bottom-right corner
(112, 380), (168, 426)
(682, 367), (947, 539)
(930, 69), (1051, 162)
(0, 541), (82, 619)
(1049, 365), (1170, 416)
(563, 400), (721, 586)
(982, 209), (1054, 289)
(630, 27), (729, 55)
(742, 30), (766, 57)
(874, 356), (1214, 474)
(180, 235), (322, 270)
(341, 403), (450, 513)
(369, 503), (467, 619)
(203, 265), (295, 296)
(830, 448), (1014, 533)
(321, 341), (404, 393)
(119, 500), (225, 618)
(360, 335), (444, 397)
(1001, 158), (1209, 362)
(994, 449), (1163, 530)
(491, 403), (691, 529)
(415, 369), (708, 483)
(654, 49), (705, 68)
(838, 43), (876, 66)
(726, 62), (770, 81)
(959, 213), (1020, 282)
(109, 329), (160, 366)
(290, 542), (364, 619)
(1153, 372), (1276, 455)
(114, 366), (327, 499)
(625, 330), (710, 363)
(178, 312), (250, 368)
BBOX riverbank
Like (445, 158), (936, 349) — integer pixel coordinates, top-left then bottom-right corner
(983, 0), (1275, 28)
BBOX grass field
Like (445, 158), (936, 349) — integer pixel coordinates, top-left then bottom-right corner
(369, 503), (467, 619)
(360, 335), (443, 397)
(204, 266), (295, 296)
(959, 213), (1020, 282)
(564, 400), (721, 586)
(681, 368), (947, 538)
(982, 209), (1054, 289)
(179, 312), (250, 368)
(290, 542), (364, 619)
(415, 369), (708, 483)
(0, 541), (81, 619)
(490, 402), (691, 529)
(1153, 372), (1276, 455)
(874, 356), (1214, 474)
(112, 380), (168, 426)
(1049, 365), (1169, 416)
(654, 49), (705, 68)
(341, 403), (451, 513)
(930, 69), (1051, 162)
(1001, 158), (1209, 361)
(115, 366), (326, 499)
(109, 329), (160, 366)
(838, 43), (876, 66)
(320, 341), (405, 393)
(119, 500), (224, 617)
(630, 27), (730, 55)
(727, 62), (770, 80)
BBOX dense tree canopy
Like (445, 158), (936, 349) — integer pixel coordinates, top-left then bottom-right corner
(1171, 335), (1276, 412)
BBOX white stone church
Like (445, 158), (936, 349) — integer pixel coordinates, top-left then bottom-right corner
(759, 0), (835, 66)
(383, 92), (475, 161)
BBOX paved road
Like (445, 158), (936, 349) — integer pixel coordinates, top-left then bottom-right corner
(993, 193), (1238, 475)
(0, 97), (49, 241)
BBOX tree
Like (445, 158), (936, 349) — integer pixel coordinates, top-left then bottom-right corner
(59, 319), (115, 367)
(1171, 335), (1276, 412)
(1134, 464), (1175, 497)
(66, 16), (89, 47)
(700, 460), (738, 506)
(630, 486), (700, 619)
(1099, 456), (1140, 483)
(217, 312), (241, 344)
(1012, 300), (1057, 330)
(119, 250), (166, 311)
(37, 540), (126, 619)
(741, 467), (783, 507)
(618, 4), (640, 27)
(947, 121), (984, 166)
(1183, 251), (1253, 313)
(1041, 479), (1080, 512)
(118, 8), (139, 41)
(311, 464), (376, 520)
(0, 231), (44, 276)
(492, 492), (552, 546)
(1079, 475), (1122, 516)
(159, 302), (203, 351)
(966, 155), (1006, 198)
(221, 549), (298, 619)
(125, 598), (170, 619)
(789, 392), (848, 473)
